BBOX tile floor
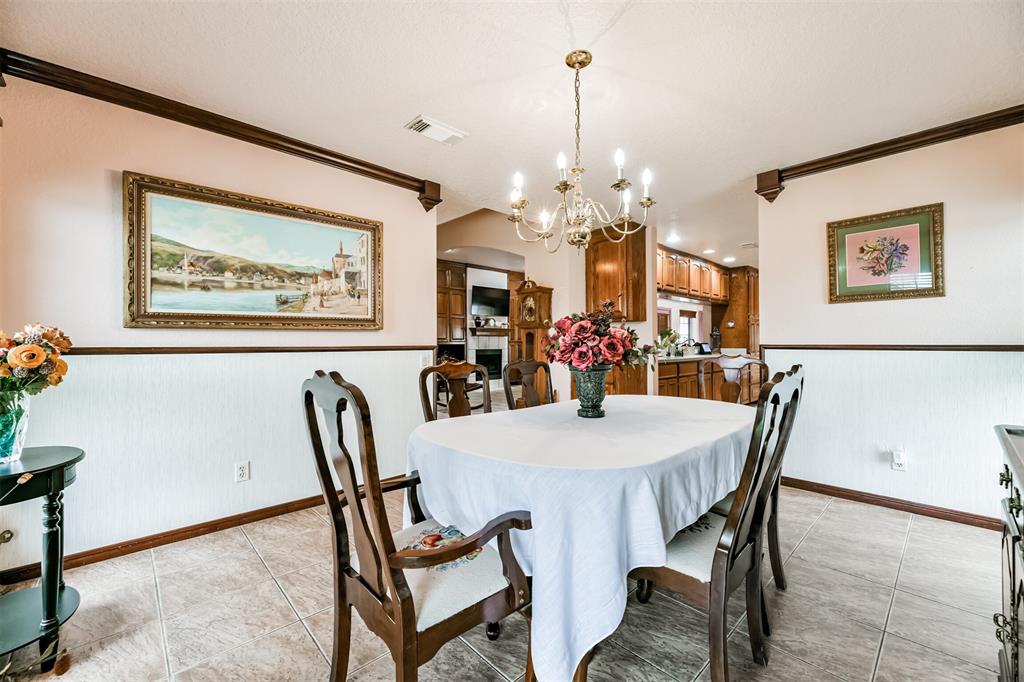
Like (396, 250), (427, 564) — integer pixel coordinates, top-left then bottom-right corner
(1, 487), (1000, 681)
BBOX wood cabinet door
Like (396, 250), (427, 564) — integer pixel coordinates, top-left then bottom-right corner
(437, 265), (450, 289)
(658, 377), (679, 397)
(656, 250), (664, 290)
(721, 270), (730, 301)
(663, 255), (675, 291)
(450, 317), (466, 341)
(678, 375), (699, 398)
(747, 271), (759, 312)
(586, 238), (626, 318)
(700, 265), (712, 298)
(449, 266), (467, 290)
(675, 257), (688, 292)
(437, 316), (449, 342)
(689, 260), (702, 295)
(437, 290), (448, 315)
(449, 290), (466, 317)
(710, 267), (722, 299)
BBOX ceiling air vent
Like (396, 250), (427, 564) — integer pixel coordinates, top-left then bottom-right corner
(404, 115), (467, 146)
(739, 241), (759, 249)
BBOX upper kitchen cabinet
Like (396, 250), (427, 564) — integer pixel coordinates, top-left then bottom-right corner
(655, 245), (730, 304)
(586, 226), (647, 321)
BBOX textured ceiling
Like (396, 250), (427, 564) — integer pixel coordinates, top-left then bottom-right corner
(2, 1), (1022, 266)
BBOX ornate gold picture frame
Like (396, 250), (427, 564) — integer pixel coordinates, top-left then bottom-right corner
(124, 172), (383, 330)
(827, 203), (944, 304)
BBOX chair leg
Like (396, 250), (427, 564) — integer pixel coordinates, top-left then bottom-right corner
(708, 589), (730, 682)
(745, 567), (769, 666)
(396, 651), (419, 682)
(767, 483), (787, 590)
(571, 649), (593, 682)
(636, 579), (654, 604)
(760, 587), (772, 637)
(486, 621), (502, 641)
(330, 603), (352, 682)
(524, 618), (537, 682)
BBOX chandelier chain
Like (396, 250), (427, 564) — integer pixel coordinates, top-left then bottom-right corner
(573, 68), (582, 168)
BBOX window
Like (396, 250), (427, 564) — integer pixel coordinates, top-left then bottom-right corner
(678, 310), (697, 341)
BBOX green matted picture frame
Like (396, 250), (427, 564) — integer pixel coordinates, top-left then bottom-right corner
(826, 203), (944, 304)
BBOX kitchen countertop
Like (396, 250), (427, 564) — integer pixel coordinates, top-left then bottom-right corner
(656, 353), (723, 363)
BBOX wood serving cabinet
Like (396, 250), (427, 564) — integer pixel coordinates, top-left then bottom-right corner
(436, 260), (467, 344)
(996, 424), (1024, 681)
(586, 225), (647, 321)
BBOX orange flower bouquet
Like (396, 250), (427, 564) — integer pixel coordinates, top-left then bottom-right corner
(0, 323), (72, 463)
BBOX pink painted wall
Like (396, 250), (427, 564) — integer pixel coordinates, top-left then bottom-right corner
(0, 80), (437, 345)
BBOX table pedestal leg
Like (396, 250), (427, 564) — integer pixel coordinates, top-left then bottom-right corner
(38, 491), (62, 671)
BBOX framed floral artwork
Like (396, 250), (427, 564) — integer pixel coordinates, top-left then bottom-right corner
(826, 203), (944, 304)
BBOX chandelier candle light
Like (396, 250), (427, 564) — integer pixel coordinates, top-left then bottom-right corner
(508, 50), (655, 252)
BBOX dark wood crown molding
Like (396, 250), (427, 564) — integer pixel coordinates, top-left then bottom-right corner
(0, 48), (442, 212)
(756, 103), (1024, 202)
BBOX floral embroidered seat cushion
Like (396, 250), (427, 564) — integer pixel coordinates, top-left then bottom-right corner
(662, 513), (727, 584)
(347, 518), (509, 631)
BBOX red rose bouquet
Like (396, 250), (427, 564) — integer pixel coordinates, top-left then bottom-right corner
(546, 300), (651, 371)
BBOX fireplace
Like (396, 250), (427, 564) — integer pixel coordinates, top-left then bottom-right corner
(475, 349), (503, 382)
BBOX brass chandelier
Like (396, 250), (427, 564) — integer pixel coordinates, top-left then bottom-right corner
(508, 49), (655, 253)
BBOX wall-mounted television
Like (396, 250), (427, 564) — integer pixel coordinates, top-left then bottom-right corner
(470, 286), (510, 316)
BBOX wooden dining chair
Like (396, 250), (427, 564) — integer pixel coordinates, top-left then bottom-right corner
(303, 370), (532, 682)
(697, 355), (769, 404)
(630, 365), (804, 682)
(419, 360), (491, 421)
(697, 354), (787, 589)
(502, 359), (555, 410)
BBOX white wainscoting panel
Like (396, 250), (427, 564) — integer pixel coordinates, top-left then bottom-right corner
(765, 348), (1024, 518)
(0, 349), (432, 571)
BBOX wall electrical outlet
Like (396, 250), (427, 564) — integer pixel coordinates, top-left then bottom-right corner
(234, 461), (251, 482)
(891, 449), (907, 472)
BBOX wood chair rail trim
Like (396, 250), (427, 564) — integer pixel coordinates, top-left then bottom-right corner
(64, 345), (436, 356)
(755, 103), (1024, 202)
(761, 343), (1024, 354)
(0, 48), (442, 212)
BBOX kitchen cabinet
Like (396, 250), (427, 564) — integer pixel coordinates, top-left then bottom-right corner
(572, 363), (647, 399)
(586, 226), (647, 321)
(688, 259), (702, 296)
(710, 266), (723, 300)
(657, 358), (764, 403)
(655, 246), (732, 305)
(436, 260), (467, 344)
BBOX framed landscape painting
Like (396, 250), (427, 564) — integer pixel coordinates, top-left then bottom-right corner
(826, 203), (944, 304)
(124, 172), (383, 329)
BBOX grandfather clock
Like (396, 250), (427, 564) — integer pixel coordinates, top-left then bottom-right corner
(509, 278), (557, 404)
(510, 278), (553, 362)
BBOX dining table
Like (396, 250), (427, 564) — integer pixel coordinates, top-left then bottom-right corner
(407, 394), (756, 681)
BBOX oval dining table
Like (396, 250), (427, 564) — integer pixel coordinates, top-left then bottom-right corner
(406, 394), (756, 681)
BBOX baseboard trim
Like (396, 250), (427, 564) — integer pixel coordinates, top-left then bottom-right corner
(2, 475), (1000, 584)
(0, 493), (324, 585)
(781, 476), (1001, 531)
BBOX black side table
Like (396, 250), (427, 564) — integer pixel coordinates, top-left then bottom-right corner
(0, 446), (84, 672)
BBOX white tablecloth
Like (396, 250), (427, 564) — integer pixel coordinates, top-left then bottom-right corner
(407, 395), (755, 681)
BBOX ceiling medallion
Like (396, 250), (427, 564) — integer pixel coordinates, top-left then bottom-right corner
(507, 49), (655, 253)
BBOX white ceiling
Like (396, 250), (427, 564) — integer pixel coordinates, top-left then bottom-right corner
(2, 2), (1021, 266)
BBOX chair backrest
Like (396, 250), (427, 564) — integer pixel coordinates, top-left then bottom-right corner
(502, 359), (554, 410)
(698, 355), (769, 403)
(716, 365), (804, 573)
(302, 371), (410, 613)
(419, 360), (491, 421)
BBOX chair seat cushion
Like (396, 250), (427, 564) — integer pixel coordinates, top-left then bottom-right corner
(393, 518), (510, 631)
(664, 513), (727, 584)
(711, 492), (735, 516)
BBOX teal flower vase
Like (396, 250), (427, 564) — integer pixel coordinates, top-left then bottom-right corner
(572, 363), (612, 418)
(0, 392), (30, 464)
